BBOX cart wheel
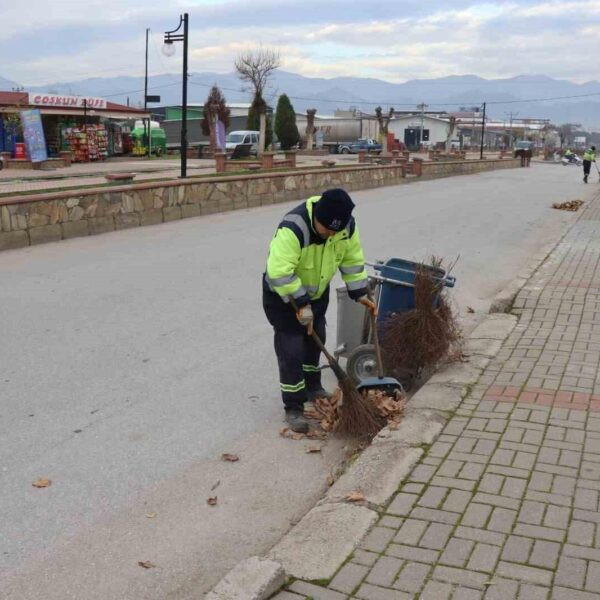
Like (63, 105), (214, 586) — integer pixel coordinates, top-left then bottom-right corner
(346, 344), (378, 383)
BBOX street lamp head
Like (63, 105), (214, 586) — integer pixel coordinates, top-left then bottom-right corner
(162, 41), (176, 57)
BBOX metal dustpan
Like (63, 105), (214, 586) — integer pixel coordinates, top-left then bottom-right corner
(357, 288), (403, 395)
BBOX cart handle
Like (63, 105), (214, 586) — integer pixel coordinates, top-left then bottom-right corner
(366, 260), (456, 288)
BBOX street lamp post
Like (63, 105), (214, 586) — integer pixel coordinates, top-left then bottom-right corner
(163, 13), (189, 178)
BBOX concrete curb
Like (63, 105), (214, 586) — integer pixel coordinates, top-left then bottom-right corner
(204, 557), (285, 600)
(489, 197), (595, 314)
(204, 313), (518, 598)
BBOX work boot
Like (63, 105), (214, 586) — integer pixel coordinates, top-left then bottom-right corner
(285, 410), (309, 433)
(584, 175), (588, 183)
(306, 388), (333, 402)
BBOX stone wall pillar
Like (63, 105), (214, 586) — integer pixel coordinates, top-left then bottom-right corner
(284, 150), (297, 168)
(215, 153), (227, 173)
(261, 152), (275, 169)
(412, 157), (423, 176)
(357, 150), (367, 163)
(59, 151), (72, 167)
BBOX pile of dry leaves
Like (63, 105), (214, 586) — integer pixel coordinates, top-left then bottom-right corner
(301, 387), (405, 434)
(552, 200), (583, 211)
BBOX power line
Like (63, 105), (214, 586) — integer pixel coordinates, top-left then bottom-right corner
(186, 76), (600, 107)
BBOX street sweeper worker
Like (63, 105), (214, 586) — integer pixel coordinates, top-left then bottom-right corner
(583, 146), (596, 184)
(262, 188), (376, 433)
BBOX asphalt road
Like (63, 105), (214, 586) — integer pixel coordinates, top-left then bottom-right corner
(0, 163), (587, 598)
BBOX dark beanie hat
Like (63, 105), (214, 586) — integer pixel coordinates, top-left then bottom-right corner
(313, 188), (355, 232)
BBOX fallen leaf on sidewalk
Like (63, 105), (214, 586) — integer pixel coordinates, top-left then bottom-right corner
(346, 491), (365, 502)
(467, 306), (475, 313)
(221, 453), (239, 462)
(305, 446), (322, 453)
(32, 478), (52, 488)
(145, 512), (157, 519)
(206, 496), (218, 506)
(138, 561), (156, 569)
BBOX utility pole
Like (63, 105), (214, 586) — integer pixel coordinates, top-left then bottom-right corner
(505, 111), (518, 149)
(144, 28), (150, 156)
(417, 102), (428, 150)
(479, 102), (486, 159)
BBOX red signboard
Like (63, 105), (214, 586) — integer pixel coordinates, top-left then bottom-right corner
(28, 93), (107, 110)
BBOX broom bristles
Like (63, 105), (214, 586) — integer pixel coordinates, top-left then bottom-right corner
(335, 378), (385, 436)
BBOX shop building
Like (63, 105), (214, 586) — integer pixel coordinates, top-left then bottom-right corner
(0, 91), (150, 164)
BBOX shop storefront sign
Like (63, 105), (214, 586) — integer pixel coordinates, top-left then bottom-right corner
(28, 93), (107, 109)
(20, 109), (48, 163)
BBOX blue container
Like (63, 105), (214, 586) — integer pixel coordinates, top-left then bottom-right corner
(374, 258), (456, 322)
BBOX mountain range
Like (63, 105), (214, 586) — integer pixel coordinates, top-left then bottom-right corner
(2, 72), (599, 129)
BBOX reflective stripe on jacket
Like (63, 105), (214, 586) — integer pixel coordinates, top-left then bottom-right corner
(265, 196), (368, 306)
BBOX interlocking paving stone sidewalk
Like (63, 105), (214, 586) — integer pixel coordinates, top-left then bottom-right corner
(274, 195), (600, 598)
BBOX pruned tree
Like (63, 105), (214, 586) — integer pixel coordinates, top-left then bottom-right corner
(305, 108), (317, 151)
(247, 95), (273, 148)
(274, 94), (300, 150)
(201, 85), (230, 151)
(375, 106), (395, 153)
(445, 116), (457, 151)
(235, 48), (280, 154)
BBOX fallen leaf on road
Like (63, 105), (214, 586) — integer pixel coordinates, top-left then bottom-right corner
(279, 427), (306, 440)
(32, 478), (52, 488)
(138, 561), (156, 569)
(221, 453), (239, 462)
(552, 200), (583, 211)
(346, 491), (365, 502)
(145, 512), (157, 519)
(306, 429), (327, 440)
(467, 306), (475, 313)
(306, 446), (322, 453)
(211, 480), (221, 491)
(206, 496), (218, 506)
(326, 475), (335, 486)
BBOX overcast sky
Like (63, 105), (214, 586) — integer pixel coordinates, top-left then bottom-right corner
(2, 0), (599, 86)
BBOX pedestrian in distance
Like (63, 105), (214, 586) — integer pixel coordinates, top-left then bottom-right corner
(583, 146), (596, 183)
(262, 188), (376, 433)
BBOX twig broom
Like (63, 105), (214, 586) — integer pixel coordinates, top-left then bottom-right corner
(289, 298), (384, 436)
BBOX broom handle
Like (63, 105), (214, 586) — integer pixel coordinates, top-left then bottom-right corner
(288, 297), (347, 380)
(367, 286), (385, 379)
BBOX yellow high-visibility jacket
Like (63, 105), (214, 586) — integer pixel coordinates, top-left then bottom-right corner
(265, 196), (368, 307)
(583, 149), (596, 161)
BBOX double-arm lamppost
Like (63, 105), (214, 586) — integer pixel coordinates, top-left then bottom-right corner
(163, 13), (189, 178)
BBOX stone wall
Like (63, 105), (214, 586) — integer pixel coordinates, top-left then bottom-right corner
(421, 157), (520, 179)
(0, 158), (519, 251)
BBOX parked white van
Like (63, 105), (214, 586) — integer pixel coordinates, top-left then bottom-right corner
(225, 130), (260, 154)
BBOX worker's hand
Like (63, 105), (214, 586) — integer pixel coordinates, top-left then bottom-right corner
(358, 296), (378, 316)
(296, 304), (314, 335)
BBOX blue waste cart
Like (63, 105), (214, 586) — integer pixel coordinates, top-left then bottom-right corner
(335, 258), (456, 383)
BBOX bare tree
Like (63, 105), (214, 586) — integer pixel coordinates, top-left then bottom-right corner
(557, 123), (579, 149)
(305, 108), (317, 151)
(375, 106), (395, 153)
(235, 48), (280, 155)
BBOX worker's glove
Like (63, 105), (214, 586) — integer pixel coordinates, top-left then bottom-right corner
(296, 304), (314, 335)
(358, 296), (378, 316)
